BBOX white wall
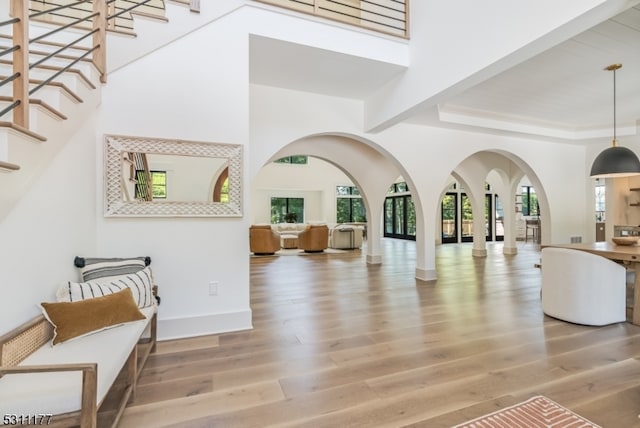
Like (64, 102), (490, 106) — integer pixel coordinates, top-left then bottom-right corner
(251, 157), (354, 224)
(0, 114), (98, 336)
(99, 11), (251, 340)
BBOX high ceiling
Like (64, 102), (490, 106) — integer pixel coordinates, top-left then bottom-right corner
(250, 5), (640, 145)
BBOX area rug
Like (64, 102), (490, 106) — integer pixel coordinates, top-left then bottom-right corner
(276, 248), (348, 256)
(452, 396), (601, 428)
(250, 248), (350, 257)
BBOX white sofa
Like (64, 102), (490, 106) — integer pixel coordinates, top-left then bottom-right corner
(541, 247), (626, 326)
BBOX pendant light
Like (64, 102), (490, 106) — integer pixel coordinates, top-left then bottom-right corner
(590, 64), (640, 178)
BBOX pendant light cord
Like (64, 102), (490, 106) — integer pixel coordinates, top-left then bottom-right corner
(613, 66), (617, 142)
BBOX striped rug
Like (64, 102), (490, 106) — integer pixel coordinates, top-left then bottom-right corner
(453, 396), (601, 428)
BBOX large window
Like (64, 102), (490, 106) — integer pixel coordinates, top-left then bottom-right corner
(336, 186), (366, 223)
(384, 182), (416, 240)
(274, 156), (308, 164)
(271, 197), (304, 223)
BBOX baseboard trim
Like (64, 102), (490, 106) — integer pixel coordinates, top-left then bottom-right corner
(158, 309), (253, 341)
(415, 267), (437, 282)
(472, 248), (487, 257)
(366, 254), (382, 264)
(503, 246), (518, 255)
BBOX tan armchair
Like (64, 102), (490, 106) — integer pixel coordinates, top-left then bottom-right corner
(298, 224), (329, 252)
(249, 225), (281, 255)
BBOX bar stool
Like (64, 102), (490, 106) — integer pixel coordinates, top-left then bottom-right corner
(525, 218), (540, 243)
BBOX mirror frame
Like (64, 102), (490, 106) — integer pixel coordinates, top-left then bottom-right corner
(104, 134), (243, 217)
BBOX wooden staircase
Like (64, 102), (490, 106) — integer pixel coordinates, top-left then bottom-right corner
(0, 0), (197, 220)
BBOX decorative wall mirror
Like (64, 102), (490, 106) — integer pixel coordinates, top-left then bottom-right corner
(104, 134), (242, 217)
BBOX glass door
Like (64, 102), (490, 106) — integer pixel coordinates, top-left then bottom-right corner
(495, 195), (504, 241)
(461, 193), (473, 242)
(384, 195), (416, 240)
(441, 193), (457, 243)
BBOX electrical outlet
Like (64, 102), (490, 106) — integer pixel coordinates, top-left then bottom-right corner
(209, 281), (219, 296)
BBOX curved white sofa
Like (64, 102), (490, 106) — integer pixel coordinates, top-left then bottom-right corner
(541, 247), (626, 326)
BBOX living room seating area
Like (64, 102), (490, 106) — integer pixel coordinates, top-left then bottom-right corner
(249, 223), (365, 255)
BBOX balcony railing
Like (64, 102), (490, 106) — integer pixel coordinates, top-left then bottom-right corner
(255, 0), (408, 38)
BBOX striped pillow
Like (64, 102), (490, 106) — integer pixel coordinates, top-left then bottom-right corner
(76, 257), (149, 282)
(57, 266), (155, 308)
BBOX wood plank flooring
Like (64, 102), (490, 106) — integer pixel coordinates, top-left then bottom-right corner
(120, 239), (640, 427)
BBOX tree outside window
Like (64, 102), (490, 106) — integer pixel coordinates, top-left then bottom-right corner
(521, 186), (538, 216)
(336, 186), (366, 223)
(271, 197), (304, 223)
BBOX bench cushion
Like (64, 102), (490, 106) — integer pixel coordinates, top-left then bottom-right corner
(0, 305), (155, 415)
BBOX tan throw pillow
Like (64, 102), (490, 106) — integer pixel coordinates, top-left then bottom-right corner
(41, 288), (146, 345)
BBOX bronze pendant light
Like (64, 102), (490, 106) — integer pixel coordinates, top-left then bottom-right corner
(590, 64), (640, 178)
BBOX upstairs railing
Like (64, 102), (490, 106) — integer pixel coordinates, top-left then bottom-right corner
(0, 0), (176, 130)
(254, 0), (409, 38)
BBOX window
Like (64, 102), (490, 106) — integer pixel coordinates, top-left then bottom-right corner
(271, 197), (304, 223)
(135, 170), (166, 200)
(150, 171), (167, 199)
(336, 186), (366, 223)
(384, 182), (415, 240)
(595, 179), (605, 222)
(274, 156), (308, 164)
(521, 186), (538, 216)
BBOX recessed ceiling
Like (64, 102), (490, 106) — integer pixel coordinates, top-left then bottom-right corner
(409, 5), (640, 140)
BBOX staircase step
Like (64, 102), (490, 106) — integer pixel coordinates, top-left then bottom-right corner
(0, 60), (96, 90)
(0, 121), (47, 142)
(131, 10), (169, 23)
(0, 96), (68, 121)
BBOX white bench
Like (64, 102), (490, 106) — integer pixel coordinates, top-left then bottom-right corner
(0, 297), (157, 427)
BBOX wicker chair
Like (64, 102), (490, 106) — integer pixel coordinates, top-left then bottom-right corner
(298, 224), (329, 253)
(249, 225), (281, 255)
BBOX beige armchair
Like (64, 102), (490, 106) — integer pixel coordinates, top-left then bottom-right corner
(298, 224), (329, 253)
(249, 225), (281, 255)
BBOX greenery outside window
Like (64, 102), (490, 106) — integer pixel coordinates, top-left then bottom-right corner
(384, 182), (415, 240)
(521, 186), (538, 216)
(271, 197), (304, 223)
(336, 186), (366, 223)
(135, 170), (166, 200)
(274, 156), (308, 164)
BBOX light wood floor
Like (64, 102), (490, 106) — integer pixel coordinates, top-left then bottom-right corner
(120, 239), (640, 427)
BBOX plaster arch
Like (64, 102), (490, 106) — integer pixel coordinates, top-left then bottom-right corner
(253, 133), (442, 280)
(446, 149), (550, 254)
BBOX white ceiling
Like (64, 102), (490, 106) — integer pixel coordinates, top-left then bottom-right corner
(249, 5), (640, 144)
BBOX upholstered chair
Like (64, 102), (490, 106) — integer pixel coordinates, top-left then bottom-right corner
(541, 247), (626, 326)
(249, 225), (281, 255)
(298, 224), (329, 253)
(329, 225), (363, 249)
